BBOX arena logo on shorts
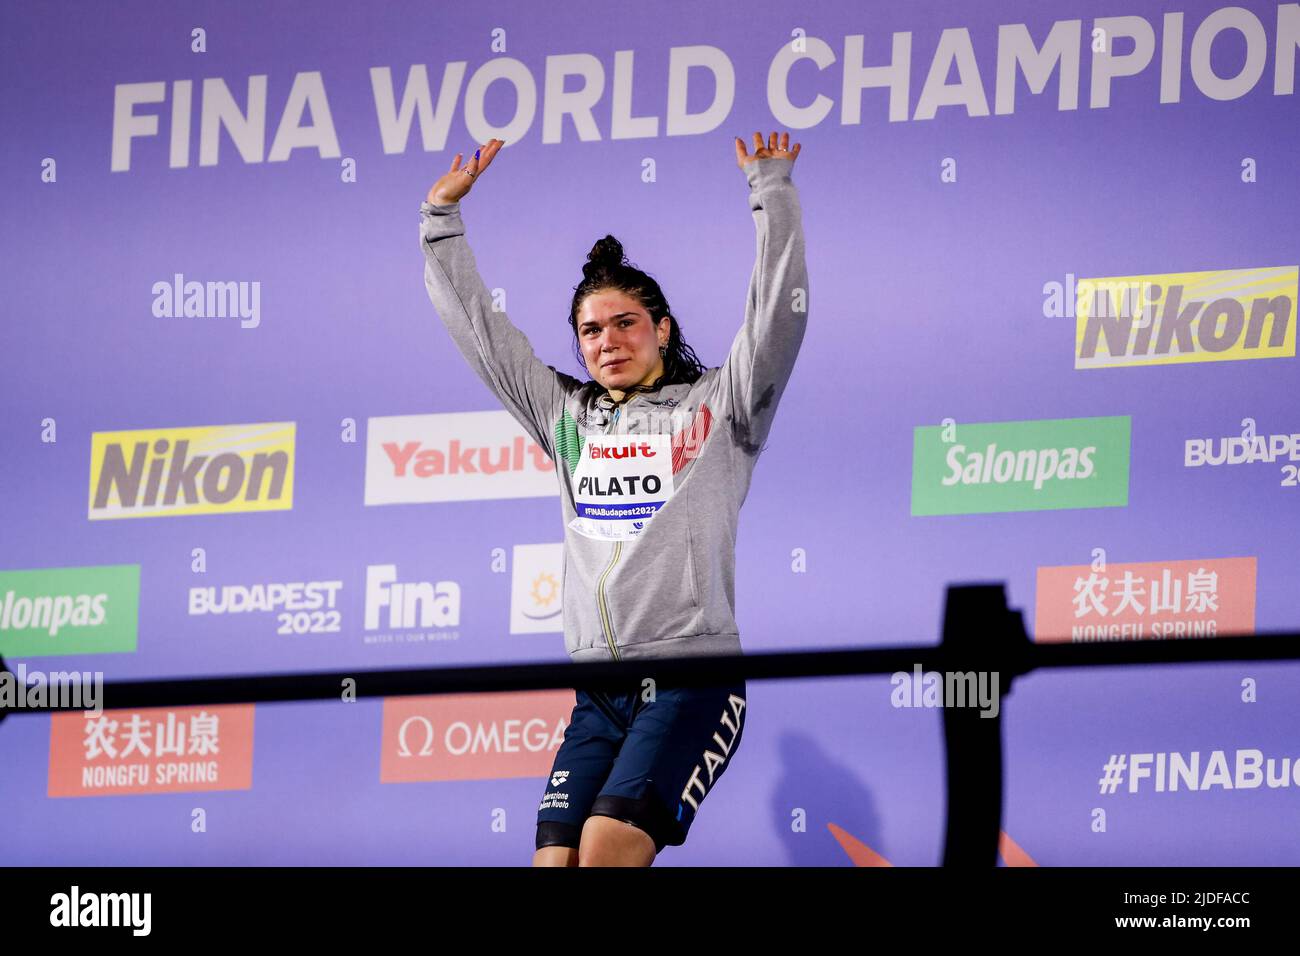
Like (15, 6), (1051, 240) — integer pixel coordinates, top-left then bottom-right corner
(679, 694), (746, 815)
(567, 435), (674, 540)
(539, 769), (572, 810)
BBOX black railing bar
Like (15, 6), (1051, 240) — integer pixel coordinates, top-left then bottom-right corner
(2, 629), (1298, 714)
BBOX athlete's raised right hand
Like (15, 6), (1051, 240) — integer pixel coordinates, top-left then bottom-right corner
(426, 138), (505, 205)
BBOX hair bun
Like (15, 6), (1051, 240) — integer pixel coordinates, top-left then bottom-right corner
(584, 235), (626, 277)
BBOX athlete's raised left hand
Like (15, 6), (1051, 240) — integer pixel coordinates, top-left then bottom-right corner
(426, 138), (505, 205)
(734, 131), (801, 169)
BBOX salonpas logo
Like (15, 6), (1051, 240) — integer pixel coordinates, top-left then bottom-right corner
(0, 565), (140, 656)
(911, 416), (1131, 516)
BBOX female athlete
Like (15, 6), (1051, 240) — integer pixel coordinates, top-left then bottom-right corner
(420, 132), (806, 866)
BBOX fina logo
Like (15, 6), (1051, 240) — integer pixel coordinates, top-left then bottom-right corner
(364, 564), (460, 631)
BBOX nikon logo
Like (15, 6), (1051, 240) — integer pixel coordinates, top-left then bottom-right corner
(1073, 266), (1296, 369)
(88, 423), (295, 520)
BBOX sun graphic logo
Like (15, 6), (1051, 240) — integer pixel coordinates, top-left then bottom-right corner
(530, 572), (559, 609)
(510, 543), (564, 634)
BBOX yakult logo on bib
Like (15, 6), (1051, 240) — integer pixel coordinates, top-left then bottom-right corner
(568, 434), (674, 541)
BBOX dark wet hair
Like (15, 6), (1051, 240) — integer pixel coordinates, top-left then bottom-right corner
(568, 235), (707, 393)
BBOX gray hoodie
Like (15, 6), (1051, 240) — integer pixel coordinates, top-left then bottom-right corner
(419, 156), (806, 661)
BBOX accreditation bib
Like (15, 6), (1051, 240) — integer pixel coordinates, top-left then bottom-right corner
(567, 434), (674, 541)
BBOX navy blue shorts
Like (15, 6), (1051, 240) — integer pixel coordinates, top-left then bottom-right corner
(535, 679), (747, 854)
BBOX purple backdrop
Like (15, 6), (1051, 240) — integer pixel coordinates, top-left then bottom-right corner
(2, 0), (1298, 865)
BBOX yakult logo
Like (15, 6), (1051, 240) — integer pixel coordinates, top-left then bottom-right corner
(588, 441), (657, 459)
(365, 411), (557, 505)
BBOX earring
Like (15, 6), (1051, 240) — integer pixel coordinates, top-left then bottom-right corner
(659, 345), (667, 357)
